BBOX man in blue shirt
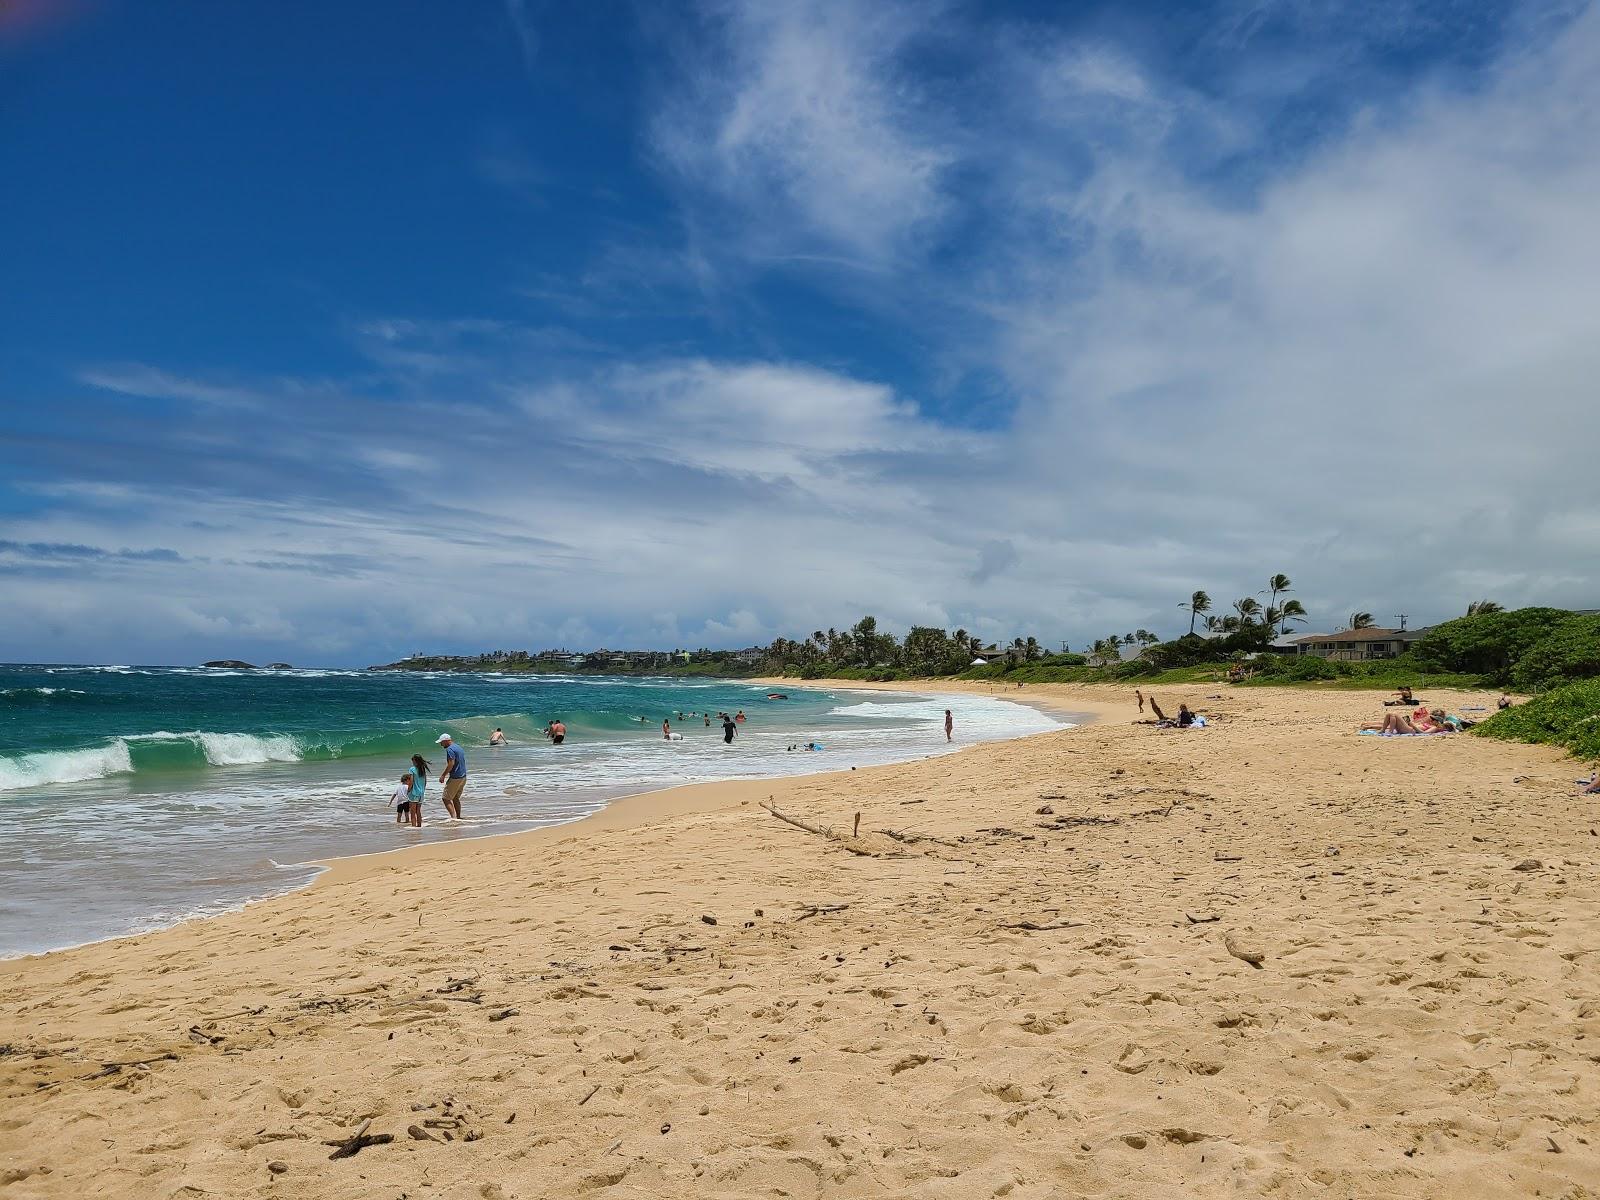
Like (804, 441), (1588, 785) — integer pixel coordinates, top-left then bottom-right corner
(436, 733), (467, 820)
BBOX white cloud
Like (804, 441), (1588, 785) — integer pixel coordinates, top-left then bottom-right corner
(653, 0), (952, 264)
(517, 359), (967, 488)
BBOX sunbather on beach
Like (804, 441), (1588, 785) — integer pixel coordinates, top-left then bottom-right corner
(1362, 713), (1422, 734)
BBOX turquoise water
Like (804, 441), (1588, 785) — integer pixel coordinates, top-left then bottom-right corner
(0, 665), (1068, 957)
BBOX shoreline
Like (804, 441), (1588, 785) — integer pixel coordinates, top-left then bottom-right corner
(2, 682), (1097, 968)
(311, 682), (1103, 893)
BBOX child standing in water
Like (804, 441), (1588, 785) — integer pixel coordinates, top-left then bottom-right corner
(391, 771), (416, 825)
(406, 755), (429, 827)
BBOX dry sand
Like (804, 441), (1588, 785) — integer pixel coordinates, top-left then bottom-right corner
(3, 681), (1598, 1199)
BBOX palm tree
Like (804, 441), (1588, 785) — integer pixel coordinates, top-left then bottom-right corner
(1089, 637), (1116, 666)
(1202, 615), (1224, 634)
(1348, 611), (1375, 630)
(1024, 636), (1041, 660)
(1264, 574), (1292, 627)
(1278, 599), (1307, 632)
(1466, 599), (1503, 616)
(1182, 590), (1212, 635)
(1233, 597), (1262, 625)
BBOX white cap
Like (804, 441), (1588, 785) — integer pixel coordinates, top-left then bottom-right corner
(437, 734), (452, 744)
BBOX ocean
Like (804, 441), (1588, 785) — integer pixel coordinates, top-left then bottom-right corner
(0, 665), (1068, 958)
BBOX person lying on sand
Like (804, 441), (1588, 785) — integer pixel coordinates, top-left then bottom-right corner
(1362, 713), (1422, 735)
(1415, 708), (1456, 733)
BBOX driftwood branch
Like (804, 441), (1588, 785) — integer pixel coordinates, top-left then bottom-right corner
(325, 1118), (393, 1160)
(797, 904), (850, 920)
(760, 801), (880, 856)
(874, 828), (957, 847)
(1000, 920), (1087, 931)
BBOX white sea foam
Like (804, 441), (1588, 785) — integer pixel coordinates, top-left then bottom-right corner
(128, 731), (304, 765)
(196, 732), (303, 765)
(0, 741), (135, 790)
(829, 700), (940, 720)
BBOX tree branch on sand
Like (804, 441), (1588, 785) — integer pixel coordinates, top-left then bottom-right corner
(760, 799), (889, 857)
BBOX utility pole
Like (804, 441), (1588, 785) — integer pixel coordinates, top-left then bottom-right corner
(1394, 613), (1408, 631)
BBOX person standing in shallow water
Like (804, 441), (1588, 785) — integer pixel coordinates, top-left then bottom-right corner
(944, 708), (953, 742)
(436, 734), (466, 820)
(722, 713), (737, 744)
(407, 754), (429, 827)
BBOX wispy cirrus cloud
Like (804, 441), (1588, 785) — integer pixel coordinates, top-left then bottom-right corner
(77, 364), (266, 407)
(652, 0), (954, 266)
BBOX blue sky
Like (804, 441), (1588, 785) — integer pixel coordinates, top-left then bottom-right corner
(2, 0), (1598, 665)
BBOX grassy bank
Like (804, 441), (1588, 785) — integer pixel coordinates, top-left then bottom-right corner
(1474, 680), (1600, 761)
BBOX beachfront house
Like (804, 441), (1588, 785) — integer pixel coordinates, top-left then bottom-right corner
(1294, 627), (1430, 662)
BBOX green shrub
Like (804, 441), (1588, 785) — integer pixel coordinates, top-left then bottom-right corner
(1474, 681), (1600, 760)
(1411, 607), (1576, 682)
(1510, 615), (1600, 692)
(1282, 655), (1351, 681)
(1135, 634), (1217, 671)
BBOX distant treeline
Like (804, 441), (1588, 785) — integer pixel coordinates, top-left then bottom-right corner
(759, 617), (1071, 679)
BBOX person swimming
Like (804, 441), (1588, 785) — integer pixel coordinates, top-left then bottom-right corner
(489, 728), (508, 747)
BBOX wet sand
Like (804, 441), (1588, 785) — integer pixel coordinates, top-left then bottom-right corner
(2, 682), (1596, 1198)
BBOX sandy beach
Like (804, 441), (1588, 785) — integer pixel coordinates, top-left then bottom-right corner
(3, 681), (1597, 1199)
